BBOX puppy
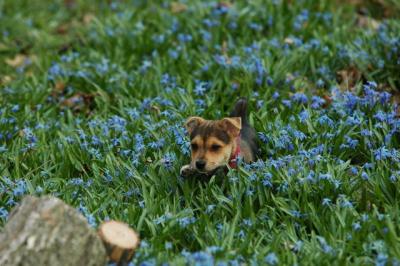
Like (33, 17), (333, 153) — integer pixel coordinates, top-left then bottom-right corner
(180, 98), (259, 177)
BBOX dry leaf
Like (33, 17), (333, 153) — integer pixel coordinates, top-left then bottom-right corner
(5, 54), (28, 68)
(56, 23), (70, 35)
(171, 2), (188, 13)
(322, 95), (333, 108)
(55, 82), (66, 92)
(357, 14), (381, 30)
(336, 66), (362, 91)
(150, 105), (161, 115)
(284, 37), (294, 45)
(61, 93), (95, 114)
(218, 1), (233, 8)
(1, 75), (13, 85)
(83, 13), (95, 24)
(64, 0), (76, 8)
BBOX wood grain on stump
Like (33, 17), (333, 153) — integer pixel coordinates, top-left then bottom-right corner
(0, 196), (107, 266)
(98, 220), (140, 265)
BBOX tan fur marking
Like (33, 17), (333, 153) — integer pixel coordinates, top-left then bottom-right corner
(185, 116), (205, 134)
(221, 117), (241, 137)
(190, 135), (235, 172)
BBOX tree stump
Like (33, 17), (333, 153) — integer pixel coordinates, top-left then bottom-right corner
(98, 220), (140, 265)
(0, 196), (107, 266)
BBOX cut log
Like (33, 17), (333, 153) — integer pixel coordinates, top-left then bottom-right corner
(98, 220), (140, 265)
(0, 196), (107, 266)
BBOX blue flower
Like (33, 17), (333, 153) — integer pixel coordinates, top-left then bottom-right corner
(290, 210), (302, 218)
(375, 253), (388, 266)
(11, 104), (20, 112)
(292, 93), (308, 104)
(262, 173), (272, 187)
(242, 219), (253, 227)
(194, 81), (208, 96)
(361, 172), (369, 181)
(374, 146), (392, 161)
(13, 180), (27, 197)
(340, 199), (353, 209)
(0, 207), (8, 220)
(318, 115), (334, 127)
(187, 251), (214, 266)
(178, 216), (196, 228)
(162, 152), (176, 170)
(165, 242), (172, 250)
(350, 167), (358, 175)
(361, 214), (369, 222)
(352, 222), (361, 231)
(299, 110), (309, 123)
(282, 100), (292, 108)
(322, 198), (331, 206)
(103, 170), (113, 182)
(206, 205), (215, 214)
(317, 237), (334, 255)
(293, 240), (303, 252)
(69, 178), (84, 186)
(264, 252), (279, 265)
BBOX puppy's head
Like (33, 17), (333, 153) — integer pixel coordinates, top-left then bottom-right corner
(185, 116), (241, 173)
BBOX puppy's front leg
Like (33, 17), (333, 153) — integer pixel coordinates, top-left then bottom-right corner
(180, 164), (195, 177)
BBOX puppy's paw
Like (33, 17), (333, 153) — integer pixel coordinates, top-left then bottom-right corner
(180, 164), (194, 177)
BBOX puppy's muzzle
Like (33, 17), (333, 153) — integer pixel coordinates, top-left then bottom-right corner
(195, 160), (206, 170)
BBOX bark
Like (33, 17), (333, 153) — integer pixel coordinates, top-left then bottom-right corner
(98, 220), (140, 266)
(0, 195), (107, 266)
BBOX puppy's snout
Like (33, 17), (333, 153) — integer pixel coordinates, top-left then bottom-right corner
(195, 160), (206, 170)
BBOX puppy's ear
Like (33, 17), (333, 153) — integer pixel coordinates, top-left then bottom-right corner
(221, 117), (241, 137)
(185, 116), (205, 134)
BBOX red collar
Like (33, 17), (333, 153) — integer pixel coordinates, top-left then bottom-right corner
(229, 136), (241, 168)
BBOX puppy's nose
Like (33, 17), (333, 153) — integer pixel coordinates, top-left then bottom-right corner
(195, 160), (206, 170)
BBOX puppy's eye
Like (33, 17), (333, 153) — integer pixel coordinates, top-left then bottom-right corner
(191, 143), (198, 150)
(210, 144), (221, 151)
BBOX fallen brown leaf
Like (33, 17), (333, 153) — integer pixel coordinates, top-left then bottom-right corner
(284, 37), (294, 45)
(1, 75), (13, 85)
(322, 95), (333, 108)
(61, 93), (95, 114)
(83, 13), (95, 25)
(55, 81), (66, 92)
(218, 1), (233, 8)
(150, 105), (161, 115)
(56, 24), (70, 35)
(356, 14), (381, 30)
(171, 2), (187, 13)
(336, 66), (362, 92)
(5, 54), (28, 68)
(64, 0), (76, 9)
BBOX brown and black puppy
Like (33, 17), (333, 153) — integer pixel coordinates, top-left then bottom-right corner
(180, 98), (259, 177)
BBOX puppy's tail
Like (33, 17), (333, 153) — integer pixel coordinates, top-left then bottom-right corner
(229, 98), (249, 124)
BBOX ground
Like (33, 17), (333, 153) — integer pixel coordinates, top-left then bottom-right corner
(1, 0), (400, 265)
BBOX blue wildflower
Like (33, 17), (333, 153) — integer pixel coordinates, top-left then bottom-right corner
(0, 207), (8, 220)
(375, 253), (388, 266)
(13, 180), (27, 197)
(264, 252), (279, 265)
(361, 172), (369, 181)
(299, 110), (309, 123)
(178, 216), (196, 228)
(292, 93), (308, 104)
(322, 198), (331, 206)
(352, 222), (361, 231)
(262, 173), (272, 187)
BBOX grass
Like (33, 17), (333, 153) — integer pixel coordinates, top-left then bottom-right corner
(1, 0), (400, 265)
